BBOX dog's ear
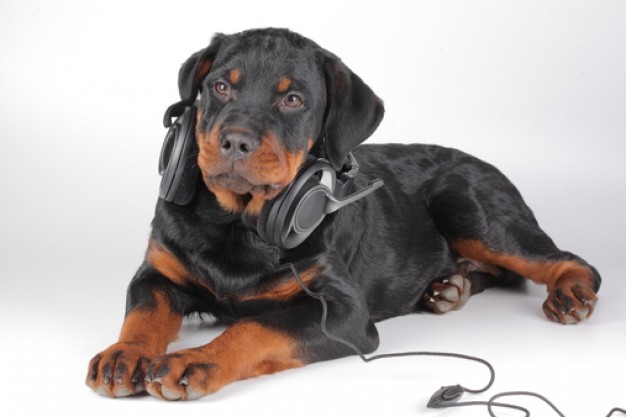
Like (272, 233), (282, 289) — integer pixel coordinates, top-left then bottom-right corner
(321, 52), (384, 170)
(177, 33), (224, 102)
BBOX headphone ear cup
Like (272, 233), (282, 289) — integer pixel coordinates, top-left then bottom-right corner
(262, 159), (336, 249)
(159, 106), (200, 205)
(256, 193), (277, 244)
(291, 182), (329, 233)
(257, 156), (318, 245)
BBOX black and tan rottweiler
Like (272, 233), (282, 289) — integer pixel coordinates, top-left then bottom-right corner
(86, 28), (600, 400)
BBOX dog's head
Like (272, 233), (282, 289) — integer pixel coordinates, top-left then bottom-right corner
(178, 28), (384, 215)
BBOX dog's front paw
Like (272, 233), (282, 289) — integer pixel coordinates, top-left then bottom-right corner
(86, 342), (154, 397)
(543, 278), (598, 324)
(145, 349), (219, 401)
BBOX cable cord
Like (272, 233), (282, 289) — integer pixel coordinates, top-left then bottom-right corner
(279, 263), (625, 417)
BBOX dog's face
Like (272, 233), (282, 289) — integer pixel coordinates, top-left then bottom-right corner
(177, 29), (384, 215)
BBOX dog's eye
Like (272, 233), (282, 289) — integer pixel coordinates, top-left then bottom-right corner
(214, 81), (231, 96)
(281, 93), (303, 110)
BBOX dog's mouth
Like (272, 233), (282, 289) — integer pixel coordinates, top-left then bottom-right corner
(206, 173), (284, 196)
(198, 147), (304, 215)
(202, 170), (292, 216)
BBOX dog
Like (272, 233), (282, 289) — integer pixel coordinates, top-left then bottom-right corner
(86, 28), (601, 401)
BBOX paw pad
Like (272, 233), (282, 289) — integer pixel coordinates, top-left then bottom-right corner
(424, 274), (471, 314)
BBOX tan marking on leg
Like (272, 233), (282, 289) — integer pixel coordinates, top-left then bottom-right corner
(452, 239), (599, 323)
(146, 322), (304, 399)
(119, 291), (183, 354)
(452, 239), (593, 290)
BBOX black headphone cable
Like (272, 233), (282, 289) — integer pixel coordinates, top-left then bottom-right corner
(279, 263), (625, 417)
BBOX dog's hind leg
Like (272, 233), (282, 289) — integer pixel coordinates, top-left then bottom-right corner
(424, 155), (600, 324)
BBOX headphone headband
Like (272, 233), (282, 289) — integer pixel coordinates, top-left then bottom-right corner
(163, 99), (193, 128)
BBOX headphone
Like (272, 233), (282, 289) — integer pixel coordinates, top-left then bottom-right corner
(159, 102), (384, 249)
(158, 105), (199, 206)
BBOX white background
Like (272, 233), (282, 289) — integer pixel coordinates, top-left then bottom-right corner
(1, 1), (625, 416)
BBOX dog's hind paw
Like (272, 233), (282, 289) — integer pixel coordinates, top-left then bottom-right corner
(543, 279), (598, 324)
(423, 274), (471, 314)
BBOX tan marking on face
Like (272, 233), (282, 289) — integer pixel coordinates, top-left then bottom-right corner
(210, 186), (248, 212)
(197, 123), (307, 214)
(277, 77), (292, 93)
(229, 68), (241, 85)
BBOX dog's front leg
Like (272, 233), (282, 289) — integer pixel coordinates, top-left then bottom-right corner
(145, 272), (379, 400)
(86, 265), (184, 397)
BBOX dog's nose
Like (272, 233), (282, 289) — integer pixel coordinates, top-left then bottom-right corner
(219, 131), (259, 160)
